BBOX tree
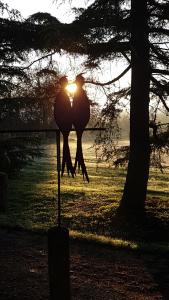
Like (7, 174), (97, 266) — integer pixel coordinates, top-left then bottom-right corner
(0, 2), (59, 173)
(119, 0), (150, 213)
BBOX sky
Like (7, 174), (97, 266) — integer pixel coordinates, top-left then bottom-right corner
(5, 0), (93, 22)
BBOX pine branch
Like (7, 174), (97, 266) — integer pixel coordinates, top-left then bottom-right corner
(150, 43), (169, 67)
(151, 76), (169, 112)
(149, 27), (169, 36)
(87, 41), (130, 58)
(152, 69), (169, 76)
(21, 51), (57, 70)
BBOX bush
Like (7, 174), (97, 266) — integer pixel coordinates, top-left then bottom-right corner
(0, 135), (43, 175)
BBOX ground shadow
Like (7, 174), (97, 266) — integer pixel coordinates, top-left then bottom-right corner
(109, 211), (169, 243)
(142, 251), (169, 300)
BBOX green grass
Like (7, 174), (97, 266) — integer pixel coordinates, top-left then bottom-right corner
(0, 135), (169, 249)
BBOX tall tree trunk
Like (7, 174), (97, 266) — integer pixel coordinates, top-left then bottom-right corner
(118, 0), (150, 214)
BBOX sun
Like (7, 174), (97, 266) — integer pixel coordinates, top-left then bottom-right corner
(66, 82), (77, 94)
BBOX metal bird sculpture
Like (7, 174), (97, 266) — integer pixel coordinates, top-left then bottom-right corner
(54, 76), (74, 177)
(72, 74), (90, 182)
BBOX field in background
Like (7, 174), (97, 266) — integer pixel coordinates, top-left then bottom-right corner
(0, 134), (169, 244)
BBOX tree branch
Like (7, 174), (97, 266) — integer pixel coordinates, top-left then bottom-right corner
(121, 52), (131, 63)
(87, 41), (130, 58)
(149, 27), (169, 36)
(151, 76), (169, 112)
(152, 68), (169, 76)
(157, 122), (169, 127)
(86, 64), (131, 86)
(21, 51), (57, 70)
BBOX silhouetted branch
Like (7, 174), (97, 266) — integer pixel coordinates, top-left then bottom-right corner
(156, 122), (169, 127)
(87, 41), (130, 58)
(151, 76), (169, 112)
(86, 64), (131, 86)
(121, 52), (131, 63)
(149, 27), (169, 36)
(152, 69), (169, 76)
(21, 51), (57, 70)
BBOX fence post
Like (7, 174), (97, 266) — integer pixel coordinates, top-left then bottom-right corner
(0, 172), (8, 213)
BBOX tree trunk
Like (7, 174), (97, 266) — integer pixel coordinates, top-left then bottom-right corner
(0, 172), (8, 212)
(118, 0), (150, 214)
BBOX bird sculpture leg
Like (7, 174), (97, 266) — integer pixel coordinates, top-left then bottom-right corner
(74, 131), (89, 182)
(62, 132), (74, 177)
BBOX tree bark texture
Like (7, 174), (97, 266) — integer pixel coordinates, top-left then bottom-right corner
(119, 0), (150, 213)
(0, 172), (8, 212)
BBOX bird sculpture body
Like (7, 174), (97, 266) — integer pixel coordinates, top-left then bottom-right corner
(72, 75), (90, 182)
(54, 76), (74, 177)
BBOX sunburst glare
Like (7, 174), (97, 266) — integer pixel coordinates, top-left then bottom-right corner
(66, 82), (77, 94)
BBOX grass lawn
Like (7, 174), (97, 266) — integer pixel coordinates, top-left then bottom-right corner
(0, 134), (169, 250)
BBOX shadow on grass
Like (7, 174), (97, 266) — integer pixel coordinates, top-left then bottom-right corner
(109, 211), (169, 243)
(143, 252), (169, 300)
(147, 190), (169, 197)
(62, 191), (85, 201)
(0, 159), (56, 229)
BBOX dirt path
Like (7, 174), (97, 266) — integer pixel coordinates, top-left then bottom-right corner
(0, 228), (169, 300)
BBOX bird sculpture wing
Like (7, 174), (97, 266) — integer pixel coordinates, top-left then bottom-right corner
(54, 90), (74, 177)
(72, 89), (90, 181)
(54, 90), (72, 132)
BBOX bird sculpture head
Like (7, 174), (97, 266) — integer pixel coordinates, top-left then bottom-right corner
(75, 74), (85, 87)
(59, 76), (68, 88)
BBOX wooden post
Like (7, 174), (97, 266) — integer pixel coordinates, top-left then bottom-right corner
(48, 226), (70, 300)
(0, 172), (8, 213)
